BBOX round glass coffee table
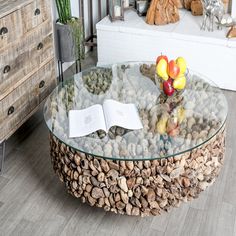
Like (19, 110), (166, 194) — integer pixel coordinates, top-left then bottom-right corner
(44, 62), (227, 217)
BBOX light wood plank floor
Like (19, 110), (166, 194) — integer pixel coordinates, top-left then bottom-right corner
(0, 53), (235, 236)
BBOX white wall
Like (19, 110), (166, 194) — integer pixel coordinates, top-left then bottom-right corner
(231, 0), (236, 18)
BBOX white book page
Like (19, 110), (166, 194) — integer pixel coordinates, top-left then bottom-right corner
(103, 99), (143, 131)
(69, 105), (106, 138)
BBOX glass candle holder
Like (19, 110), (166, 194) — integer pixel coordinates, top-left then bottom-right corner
(109, 0), (124, 21)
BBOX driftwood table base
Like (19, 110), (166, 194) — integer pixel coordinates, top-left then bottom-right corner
(49, 126), (225, 217)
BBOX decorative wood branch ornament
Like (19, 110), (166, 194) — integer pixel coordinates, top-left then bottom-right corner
(227, 26), (236, 38)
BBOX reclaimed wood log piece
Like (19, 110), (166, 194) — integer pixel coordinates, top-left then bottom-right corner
(175, 0), (203, 16)
(183, 0), (192, 9)
(191, 0), (203, 16)
(49, 124), (225, 217)
(227, 26), (236, 38)
(177, 0), (203, 15)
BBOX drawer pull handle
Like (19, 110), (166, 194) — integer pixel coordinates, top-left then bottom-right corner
(8, 106), (15, 116)
(3, 65), (11, 74)
(37, 42), (43, 50)
(34, 8), (41, 15)
(39, 80), (45, 88)
(0, 27), (8, 35)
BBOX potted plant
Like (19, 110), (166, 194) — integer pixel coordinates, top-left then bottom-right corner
(55, 0), (84, 63)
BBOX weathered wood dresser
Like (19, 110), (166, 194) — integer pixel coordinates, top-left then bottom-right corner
(0, 0), (56, 172)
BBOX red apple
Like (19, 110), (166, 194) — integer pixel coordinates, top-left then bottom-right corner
(156, 55), (168, 65)
(168, 60), (180, 79)
(168, 127), (180, 137)
(163, 78), (175, 96)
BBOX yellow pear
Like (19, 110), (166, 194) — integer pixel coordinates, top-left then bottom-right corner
(156, 114), (169, 134)
(173, 76), (186, 90)
(177, 107), (186, 124)
(176, 57), (187, 75)
(156, 59), (168, 81)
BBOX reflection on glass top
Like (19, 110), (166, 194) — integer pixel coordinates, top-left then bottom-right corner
(44, 62), (228, 160)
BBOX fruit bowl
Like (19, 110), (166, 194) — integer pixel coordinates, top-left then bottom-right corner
(155, 69), (189, 97)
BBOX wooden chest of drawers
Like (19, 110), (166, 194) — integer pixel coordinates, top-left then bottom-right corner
(0, 0), (56, 142)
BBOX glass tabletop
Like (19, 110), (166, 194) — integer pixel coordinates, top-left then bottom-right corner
(44, 62), (228, 161)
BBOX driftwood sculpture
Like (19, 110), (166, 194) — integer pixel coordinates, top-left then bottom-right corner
(146, 0), (203, 25)
(146, 0), (180, 25)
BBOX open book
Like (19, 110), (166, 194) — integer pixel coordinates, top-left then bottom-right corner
(69, 99), (143, 138)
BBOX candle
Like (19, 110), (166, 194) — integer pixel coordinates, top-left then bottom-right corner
(114, 5), (121, 17)
(124, 0), (129, 8)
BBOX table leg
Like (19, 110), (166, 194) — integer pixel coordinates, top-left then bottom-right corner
(0, 141), (6, 174)
(58, 60), (61, 83)
(60, 61), (64, 82)
(76, 60), (79, 73)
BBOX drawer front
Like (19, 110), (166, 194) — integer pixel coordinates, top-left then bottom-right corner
(0, 10), (23, 50)
(30, 60), (56, 110)
(0, 49), (29, 95)
(27, 34), (54, 74)
(22, 0), (51, 33)
(36, 0), (52, 25)
(0, 59), (56, 141)
(0, 22), (53, 95)
(0, 78), (31, 141)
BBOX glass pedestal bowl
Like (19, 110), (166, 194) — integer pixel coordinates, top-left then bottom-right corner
(154, 70), (189, 97)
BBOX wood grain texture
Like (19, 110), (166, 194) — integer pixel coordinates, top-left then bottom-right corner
(0, 21), (53, 96)
(0, 9), (23, 50)
(0, 52), (235, 236)
(0, 59), (56, 142)
(0, 0), (51, 50)
(30, 60), (56, 109)
(0, 0), (55, 142)
(0, 0), (38, 18)
(22, 0), (51, 33)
